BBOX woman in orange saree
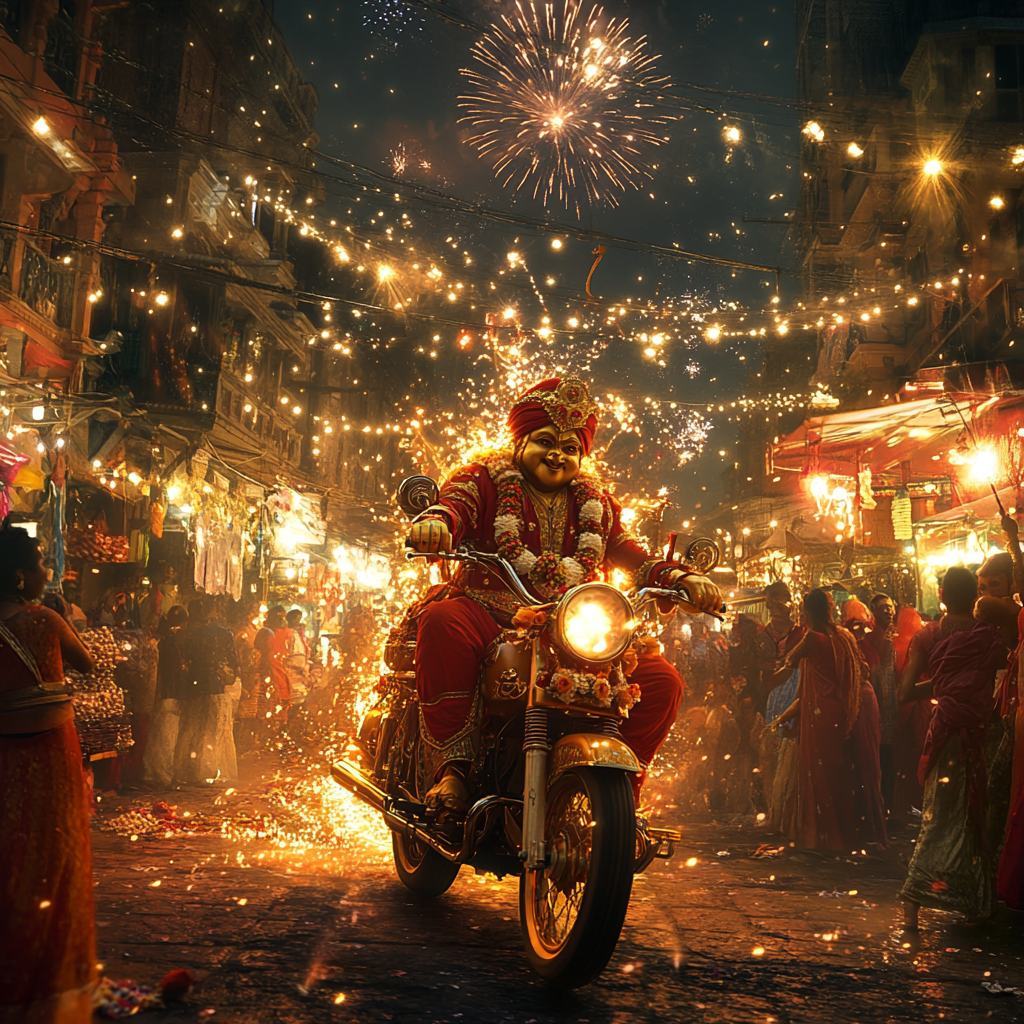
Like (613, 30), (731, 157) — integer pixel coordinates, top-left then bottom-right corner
(0, 524), (97, 1024)
(775, 589), (862, 851)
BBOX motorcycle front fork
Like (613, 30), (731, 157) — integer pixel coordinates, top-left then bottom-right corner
(521, 706), (548, 871)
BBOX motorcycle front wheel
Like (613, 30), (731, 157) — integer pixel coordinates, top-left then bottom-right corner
(393, 832), (461, 898)
(519, 767), (635, 988)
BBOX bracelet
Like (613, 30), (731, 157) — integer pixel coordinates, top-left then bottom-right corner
(412, 505), (456, 528)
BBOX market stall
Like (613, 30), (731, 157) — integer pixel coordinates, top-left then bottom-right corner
(65, 627), (132, 761)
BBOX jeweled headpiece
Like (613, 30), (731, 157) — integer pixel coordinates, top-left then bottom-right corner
(508, 376), (600, 454)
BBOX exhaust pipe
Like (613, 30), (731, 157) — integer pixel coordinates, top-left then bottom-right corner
(329, 759), (520, 864)
(330, 759), (388, 813)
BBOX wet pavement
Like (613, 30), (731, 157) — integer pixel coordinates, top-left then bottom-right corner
(91, 753), (1024, 1024)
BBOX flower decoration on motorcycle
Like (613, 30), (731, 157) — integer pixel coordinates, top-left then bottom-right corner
(486, 452), (609, 598)
(511, 606), (550, 630)
(547, 664), (640, 715)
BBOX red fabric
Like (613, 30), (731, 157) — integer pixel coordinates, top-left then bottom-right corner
(917, 622), (1003, 786)
(0, 721), (96, 1022)
(999, 605), (1024, 719)
(427, 462), (676, 614)
(508, 378), (598, 454)
(255, 626), (290, 704)
(795, 629), (861, 851)
(893, 607), (924, 675)
(998, 771), (1024, 909)
(620, 655), (684, 802)
(416, 597), (501, 745)
(850, 682), (888, 847)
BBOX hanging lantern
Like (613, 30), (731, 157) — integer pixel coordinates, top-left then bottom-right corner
(892, 487), (913, 541)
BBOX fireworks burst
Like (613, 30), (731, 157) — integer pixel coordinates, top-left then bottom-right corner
(387, 141), (432, 180)
(362, 0), (424, 43)
(458, 0), (671, 212)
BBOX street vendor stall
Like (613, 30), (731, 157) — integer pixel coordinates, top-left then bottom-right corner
(66, 626), (132, 761)
(912, 485), (1015, 616)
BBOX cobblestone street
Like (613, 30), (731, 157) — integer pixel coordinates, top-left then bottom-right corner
(91, 754), (1024, 1024)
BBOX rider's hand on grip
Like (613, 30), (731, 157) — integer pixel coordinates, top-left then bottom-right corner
(671, 572), (724, 616)
(407, 519), (452, 554)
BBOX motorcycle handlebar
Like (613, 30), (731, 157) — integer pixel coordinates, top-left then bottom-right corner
(404, 547), (537, 605)
(405, 549), (727, 619)
(633, 586), (727, 620)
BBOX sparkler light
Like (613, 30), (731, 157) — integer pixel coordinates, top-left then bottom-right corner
(458, 0), (670, 212)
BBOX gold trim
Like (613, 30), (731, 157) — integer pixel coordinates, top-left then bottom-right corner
(418, 688), (485, 779)
(547, 733), (641, 783)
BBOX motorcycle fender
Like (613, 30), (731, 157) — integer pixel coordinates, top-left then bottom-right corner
(547, 733), (641, 783)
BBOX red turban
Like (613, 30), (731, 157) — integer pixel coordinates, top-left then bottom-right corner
(508, 376), (599, 455)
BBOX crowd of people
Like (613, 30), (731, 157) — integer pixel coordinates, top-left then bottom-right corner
(3, 505), (1024, 1019)
(658, 525), (1024, 933)
(142, 598), (331, 787)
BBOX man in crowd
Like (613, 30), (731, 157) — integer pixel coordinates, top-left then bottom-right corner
(763, 581), (803, 662)
(254, 606), (290, 737)
(686, 618), (728, 705)
(899, 567), (1005, 929)
(173, 598), (239, 783)
(728, 613), (775, 716)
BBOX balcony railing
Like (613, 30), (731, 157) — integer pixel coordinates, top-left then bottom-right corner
(18, 242), (75, 329)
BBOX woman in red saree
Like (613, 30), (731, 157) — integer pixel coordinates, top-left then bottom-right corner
(775, 589), (862, 851)
(0, 523), (97, 1023)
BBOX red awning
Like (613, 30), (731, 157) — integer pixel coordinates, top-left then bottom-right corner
(772, 394), (1017, 479)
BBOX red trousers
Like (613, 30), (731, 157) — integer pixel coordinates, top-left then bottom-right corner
(416, 597), (684, 794)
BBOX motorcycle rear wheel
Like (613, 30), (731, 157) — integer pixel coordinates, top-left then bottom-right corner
(519, 767), (635, 988)
(392, 832), (461, 898)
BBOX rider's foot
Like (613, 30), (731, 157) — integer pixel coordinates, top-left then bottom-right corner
(425, 764), (472, 820)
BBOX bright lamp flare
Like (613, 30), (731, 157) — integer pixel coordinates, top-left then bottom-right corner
(566, 601), (613, 655)
(922, 158), (943, 176)
(458, 0), (670, 212)
(967, 446), (999, 485)
(555, 583), (633, 662)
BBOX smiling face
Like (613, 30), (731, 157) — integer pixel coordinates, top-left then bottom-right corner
(516, 426), (583, 493)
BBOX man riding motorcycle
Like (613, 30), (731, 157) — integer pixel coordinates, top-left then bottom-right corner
(406, 375), (723, 816)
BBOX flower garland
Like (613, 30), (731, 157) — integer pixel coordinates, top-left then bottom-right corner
(548, 665), (640, 714)
(486, 454), (608, 598)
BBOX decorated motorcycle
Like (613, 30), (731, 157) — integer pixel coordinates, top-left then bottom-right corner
(330, 476), (721, 988)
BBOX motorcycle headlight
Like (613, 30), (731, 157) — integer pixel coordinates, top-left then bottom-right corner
(553, 583), (635, 663)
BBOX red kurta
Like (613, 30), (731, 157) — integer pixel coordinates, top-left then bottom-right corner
(414, 457), (685, 787)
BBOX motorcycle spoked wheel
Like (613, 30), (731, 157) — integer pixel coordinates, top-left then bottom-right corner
(519, 767), (635, 988)
(392, 832), (461, 898)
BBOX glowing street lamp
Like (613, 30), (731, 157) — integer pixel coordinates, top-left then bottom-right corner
(922, 158), (943, 177)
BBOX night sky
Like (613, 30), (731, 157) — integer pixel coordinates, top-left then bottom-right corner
(276, 0), (803, 510)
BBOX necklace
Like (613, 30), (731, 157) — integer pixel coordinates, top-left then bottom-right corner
(486, 453), (609, 598)
(523, 482), (568, 554)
